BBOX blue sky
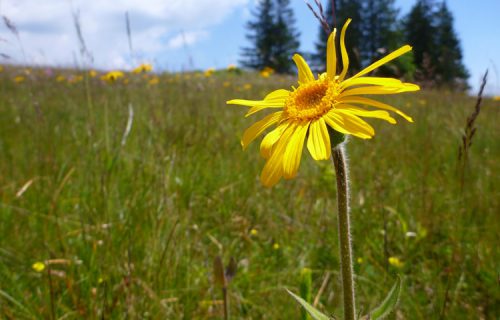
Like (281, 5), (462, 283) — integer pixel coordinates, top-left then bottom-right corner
(1, 0), (499, 94)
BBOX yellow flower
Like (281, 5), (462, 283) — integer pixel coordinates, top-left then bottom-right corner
(132, 63), (153, 74)
(493, 96), (500, 101)
(262, 66), (275, 74)
(148, 76), (160, 85)
(243, 83), (252, 90)
(388, 257), (403, 268)
(14, 76), (25, 83)
(250, 228), (258, 236)
(204, 68), (215, 77)
(227, 19), (419, 187)
(273, 243), (280, 250)
(260, 70), (271, 78)
(32, 261), (46, 272)
(101, 71), (124, 83)
(0, 65), (3, 72)
(223, 81), (231, 88)
(227, 64), (237, 71)
(356, 257), (364, 264)
(56, 75), (66, 82)
(89, 70), (97, 78)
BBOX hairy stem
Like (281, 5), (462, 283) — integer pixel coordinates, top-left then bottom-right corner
(332, 145), (356, 320)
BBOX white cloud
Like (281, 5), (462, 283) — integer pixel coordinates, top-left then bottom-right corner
(0, 0), (248, 70)
(167, 31), (209, 50)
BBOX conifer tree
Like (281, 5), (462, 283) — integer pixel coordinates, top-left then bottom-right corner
(240, 0), (300, 73)
(434, 1), (468, 87)
(313, 0), (363, 73)
(240, 0), (275, 70)
(404, 0), (437, 80)
(272, 0), (300, 73)
(360, 0), (399, 63)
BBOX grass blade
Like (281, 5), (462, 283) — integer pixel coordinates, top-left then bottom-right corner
(369, 276), (402, 320)
(286, 289), (331, 320)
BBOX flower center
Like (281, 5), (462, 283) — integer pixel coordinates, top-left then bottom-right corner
(283, 79), (338, 121)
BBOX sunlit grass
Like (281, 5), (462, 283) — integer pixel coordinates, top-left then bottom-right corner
(0, 67), (498, 318)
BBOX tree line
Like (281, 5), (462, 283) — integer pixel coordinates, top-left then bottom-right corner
(241, 0), (468, 89)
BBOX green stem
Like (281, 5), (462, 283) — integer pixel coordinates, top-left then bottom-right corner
(332, 145), (356, 320)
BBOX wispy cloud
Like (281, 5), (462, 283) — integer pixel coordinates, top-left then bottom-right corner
(0, 0), (248, 69)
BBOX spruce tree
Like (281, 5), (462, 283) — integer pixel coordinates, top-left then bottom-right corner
(272, 0), (300, 73)
(404, 0), (437, 80)
(240, 0), (275, 70)
(240, 0), (300, 73)
(313, 0), (363, 73)
(360, 0), (399, 63)
(434, 1), (468, 87)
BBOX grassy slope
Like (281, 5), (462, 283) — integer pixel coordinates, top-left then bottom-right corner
(0, 69), (498, 319)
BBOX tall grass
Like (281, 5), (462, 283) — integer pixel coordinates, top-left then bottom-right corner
(0, 68), (498, 319)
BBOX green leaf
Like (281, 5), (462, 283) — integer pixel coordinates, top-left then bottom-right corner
(369, 276), (403, 320)
(286, 289), (331, 320)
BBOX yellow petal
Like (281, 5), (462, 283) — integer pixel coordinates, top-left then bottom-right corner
(227, 99), (285, 108)
(264, 89), (291, 100)
(339, 96), (413, 122)
(283, 122), (309, 179)
(326, 29), (337, 79)
(307, 118), (331, 160)
(293, 54), (315, 84)
(326, 111), (374, 139)
(336, 104), (397, 124)
(350, 45), (412, 79)
(339, 84), (419, 98)
(260, 125), (295, 187)
(241, 112), (282, 149)
(340, 77), (405, 89)
(261, 123), (288, 159)
(338, 18), (351, 81)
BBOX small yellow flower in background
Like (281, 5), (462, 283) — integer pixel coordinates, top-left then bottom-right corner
(388, 257), (404, 268)
(250, 228), (258, 236)
(356, 257), (364, 264)
(273, 243), (280, 250)
(14, 76), (25, 83)
(148, 76), (160, 86)
(0, 65), (3, 72)
(243, 83), (252, 90)
(260, 67), (274, 78)
(89, 70), (97, 78)
(101, 71), (124, 83)
(223, 81), (231, 88)
(227, 64), (237, 71)
(32, 261), (46, 272)
(418, 99), (427, 106)
(493, 96), (500, 101)
(98, 277), (104, 284)
(227, 19), (419, 187)
(204, 68), (215, 77)
(260, 70), (272, 78)
(132, 63), (153, 74)
(123, 78), (130, 85)
(56, 75), (66, 82)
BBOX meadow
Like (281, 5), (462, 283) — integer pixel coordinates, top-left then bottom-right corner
(0, 67), (498, 319)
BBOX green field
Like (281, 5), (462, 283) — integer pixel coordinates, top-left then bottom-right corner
(0, 68), (498, 319)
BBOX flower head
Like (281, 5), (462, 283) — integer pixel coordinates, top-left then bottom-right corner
(132, 63), (153, 74)
(101, 71), (124, 83)
(388, 256), (404, 268)
(32, 261), (46, 272)
(227, 19), (419, 187)
(14, 76), (25, 83)
(204, 68), (215, 77)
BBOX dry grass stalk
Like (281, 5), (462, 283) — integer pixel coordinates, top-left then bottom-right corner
(458, 69), (488, 190)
